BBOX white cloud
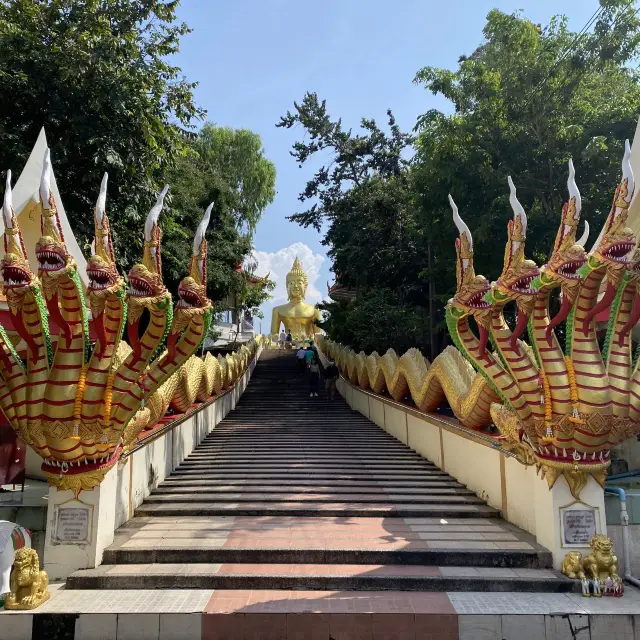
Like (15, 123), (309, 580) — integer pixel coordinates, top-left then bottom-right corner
(250, 242), (326, 306)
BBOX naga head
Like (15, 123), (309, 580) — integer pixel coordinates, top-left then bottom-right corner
(537, 160), (590, 340)
(446, 195), (491, 355)
(166, 203), (213, 361)
(35, 149), (74, 290)
(487, 177), (539, 349)
(582, 141), (636, 332)
(1, 170), (36, 310)
(1, 170), (41, 366)
(126, 186), (170, 359)
(87, 174), (125, 356)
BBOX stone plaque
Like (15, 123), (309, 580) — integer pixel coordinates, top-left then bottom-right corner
(561, 507), (597, 546)
(55, 506), (90, 543)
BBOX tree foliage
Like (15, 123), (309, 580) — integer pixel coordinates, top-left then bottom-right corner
(281, 1), (640, 357)
(413, 1), (640, 295)
(162, 124), (277, 302)
(0, 2), (277, 325)
(0, 0), (203, 266)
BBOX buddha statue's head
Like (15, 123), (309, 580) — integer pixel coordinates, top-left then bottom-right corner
(286, 257), (308, 302)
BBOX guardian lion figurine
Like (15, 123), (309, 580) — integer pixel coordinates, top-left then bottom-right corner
(583, 535), (619, 584)
(4, 548), (49, 610)
(561, 551), (585, 579)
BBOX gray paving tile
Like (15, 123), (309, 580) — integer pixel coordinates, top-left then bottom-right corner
(117, 613), (159, 640)
(501, 614), (545, 640)
(159, 613), (202, 640)
(0, 613), (33, 640)
(447, 592), (586, 615)
(590, 614), (633, 639)
(75, 614), (118, 640)
(544, 613), (590, 639)
(459, 614), (502, 639)
(37, 589), (214, 613)
(439, 567), (480, 577)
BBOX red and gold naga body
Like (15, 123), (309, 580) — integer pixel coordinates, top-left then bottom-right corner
(0, 152), (236, 493)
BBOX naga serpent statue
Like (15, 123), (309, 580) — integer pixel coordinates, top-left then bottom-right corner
(0, 150), (259, 493)
(321, 141), (640, 499)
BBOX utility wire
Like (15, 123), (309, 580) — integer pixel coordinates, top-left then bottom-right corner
(521, 4), (605, 110)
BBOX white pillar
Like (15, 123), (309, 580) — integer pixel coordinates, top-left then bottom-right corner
(43, 464), (118, 580)
(533, 473), (606, 569)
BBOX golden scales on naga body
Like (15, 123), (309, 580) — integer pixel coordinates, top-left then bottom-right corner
(0, 149), (257, 493)
(322, 141), (640, 501)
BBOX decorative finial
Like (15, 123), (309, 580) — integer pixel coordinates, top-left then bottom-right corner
(507, 176), (527, 237)
(190, 202), (213, 285)
(40, 149), (51, 208)
(193, 202), (213, 257)
(567, 159), (582, 219)
(3, 170), (12, 229)
(577, 220), (590, 248)
(449, 194), (473, 250)
(95, 173), (108, 228)
(144, 185), (169, 242)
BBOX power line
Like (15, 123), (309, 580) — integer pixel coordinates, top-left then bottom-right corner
(521, 4), (605, 110)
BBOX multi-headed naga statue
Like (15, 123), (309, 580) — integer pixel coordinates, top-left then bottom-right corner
(0, 150), (224, 493)
(322, 141), (640, 499)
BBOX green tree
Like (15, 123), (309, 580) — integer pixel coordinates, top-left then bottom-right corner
(413, 1), (640, 307)
(162, 123), (277, 308)
(277, 93), (425, 353)
(0, 0), (203, 266)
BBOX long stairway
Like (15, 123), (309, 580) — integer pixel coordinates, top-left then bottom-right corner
(68, 350), (574, 595)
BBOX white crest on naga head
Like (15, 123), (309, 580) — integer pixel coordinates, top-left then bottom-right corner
(144, 185), (169, 242)
(40, 148), (51, 209)
(567, 158), (582, 220)
(449, 194), (473, 250)
(193, 202), (213, 257)
(3, 170), (12, 229)
(621, 139), (635, 205)
(577, 220), (590, 247)
(507, 176), (527, 237)
(95, 173), (108, 230)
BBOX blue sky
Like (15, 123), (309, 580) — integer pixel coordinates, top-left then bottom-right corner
(173, 0), (600, 330)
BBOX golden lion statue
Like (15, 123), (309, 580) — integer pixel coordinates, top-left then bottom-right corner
(560, 551), (585, 579)
(583, 534), (619, 583)
(4, 548), (49, 610)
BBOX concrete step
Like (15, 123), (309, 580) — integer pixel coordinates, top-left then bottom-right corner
(152, 485), (471, 495)
(102, 546), (549, 568)
(143, 492), (483, 504)
(67, 351), (567, 595)
(160, 479), (465, 488)
(68, 563), (575, 592)
(134, 502), (499, 517)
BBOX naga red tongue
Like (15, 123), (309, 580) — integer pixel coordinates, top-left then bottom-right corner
(545, 296), (573, 346)
(12, 310), (39, 364)
(90, 312), (108, 358)
(127, 319), (141, 362)
(583, 281), (616, 335)
(46, 292), (72, 347)
(478, 325), (490, 359)
(619, 296), (640, 346)
(510, 310), (530, 354)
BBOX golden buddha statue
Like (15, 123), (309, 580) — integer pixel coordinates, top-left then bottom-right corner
(270, 257), (322, 339)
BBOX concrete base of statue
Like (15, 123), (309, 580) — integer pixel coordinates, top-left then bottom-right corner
(43, 465), (118, 581)
(533, 473), (606, 569)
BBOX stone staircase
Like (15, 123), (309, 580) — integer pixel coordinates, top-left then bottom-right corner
(67, 349), (574, 594)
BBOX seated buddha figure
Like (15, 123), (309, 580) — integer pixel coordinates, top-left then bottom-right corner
(271, 257), (322, 339)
